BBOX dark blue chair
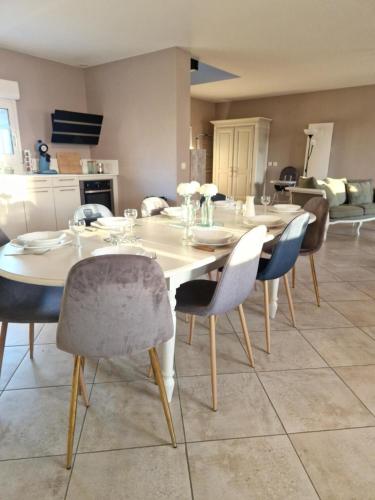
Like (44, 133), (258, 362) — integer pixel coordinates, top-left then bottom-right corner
(256, 212), (310, 353)
(199, 192), (226, 206)
(0, 229), (64, 374)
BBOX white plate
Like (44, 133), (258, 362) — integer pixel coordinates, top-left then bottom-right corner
(17, 231), (65, 247)
(96, 217), (129, 227)
(192, 236), (236, 247)
(192, 228), (234, 245)
(11, 236), (73, 250)
(271, 204), (301, 213)
(90, 221), (123, 231)
(244, 215), (283, 227)
(91, 246), (151, 257)
(161, 207), (183, 218)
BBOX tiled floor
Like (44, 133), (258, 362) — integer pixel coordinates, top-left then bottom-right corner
(1, 223), (375, 499)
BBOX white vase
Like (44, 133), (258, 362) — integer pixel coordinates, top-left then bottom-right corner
(245, 195), (255, 218)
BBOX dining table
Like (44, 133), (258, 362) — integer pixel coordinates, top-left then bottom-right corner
(0, 206), (315, 401)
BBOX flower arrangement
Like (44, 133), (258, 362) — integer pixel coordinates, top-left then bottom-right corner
(199, 183), (218, 197)
(177, 181), (200, 196)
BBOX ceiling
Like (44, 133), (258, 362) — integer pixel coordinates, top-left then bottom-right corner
(1, 0), (375, 101)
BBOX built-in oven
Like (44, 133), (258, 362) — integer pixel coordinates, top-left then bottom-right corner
(79, 179), (114, 224)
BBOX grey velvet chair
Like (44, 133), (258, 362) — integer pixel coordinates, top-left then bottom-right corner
(57, 254), (177, 469)
(292, 197), (329, 306)
(0, 229), (63, 375)
(175, 225), (267, 411)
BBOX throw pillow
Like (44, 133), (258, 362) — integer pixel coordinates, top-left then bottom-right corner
(316, 177), (347, 207)
(346, 179), (373, 205)
(297, 177), (318, 189)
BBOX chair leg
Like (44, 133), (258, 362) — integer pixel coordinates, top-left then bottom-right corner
(292, 266), (296, 288)
(66, 355), (81, 469)
(29, 323), (34, 360)
(238, 304), (254, 367)
(283, 274), (296, 327)
(79, 358), (90, 408)
(309, 254), (320, 307)
(188, 314), (195, 345)
(0, 322), (9, 375)
(216, 269), (221, 281)
(148, 347), (177, 447)
(209, 315), (217, 411)
(263, 281), (271, 354)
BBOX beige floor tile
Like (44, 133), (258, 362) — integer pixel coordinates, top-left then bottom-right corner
(0, 455), (69, 499)
(188, 436), (317, 500)
(0, 346), (27, 390)
(301, 327), (375, 366)
(329, 300), (375, 327)
(278, 302), (353, 329)
(246, 329), (327, 371)
(68, 446), (191, 500)
(176, 314), (234, 336)
(179, 373), (283, 442)
(335, 365), (375, 414)
(0, 386), (87, 460)
(350, 280), (375, 300)
(280, 281), (318, 303)
(259, 368), (375, 433)
(94, 351), (150, 383)
(361, 326), (375, 340)
(35, 323), (57, 344)
(317, 282), (370, 301)
(175, 333), (253, 377)
(294, 262), (341, 284)
(2, 322), (43, 346)
(6, 344), (97, 389)
(78, 380), (184, 452)
(329, 267), (375, 282)
(291, 428), (375, 500)
(228, 301), (293, 332)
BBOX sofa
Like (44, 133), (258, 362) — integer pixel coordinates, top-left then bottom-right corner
(288, 177), (375, 235)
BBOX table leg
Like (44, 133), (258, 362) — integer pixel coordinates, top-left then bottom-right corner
(161, 287), (177, 402)
(269, 278), (280, 319)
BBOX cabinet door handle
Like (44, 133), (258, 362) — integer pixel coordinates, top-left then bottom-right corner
(31, 189), (49, 193)
(30, 179), (48, 183)
(59, 188), (76, 192)
(58, 178), (75, 182)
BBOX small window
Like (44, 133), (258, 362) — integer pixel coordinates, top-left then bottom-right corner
(0, 97), (22, 170)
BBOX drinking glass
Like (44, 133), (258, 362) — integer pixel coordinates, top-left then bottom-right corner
(69, 218), (85, 247)
(260, 195), (271, 214)
(123, 209), (138, 241)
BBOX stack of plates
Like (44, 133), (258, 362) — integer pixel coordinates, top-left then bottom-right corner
(243, 215), (283, 228)
(161, 207), (183, 218)
(12, 231), (72, 249)
(271, 204), (301, 213)
(191, 227), (235, 246)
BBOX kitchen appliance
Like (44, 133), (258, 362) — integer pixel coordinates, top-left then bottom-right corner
(35, 140), (57, 174)
(79, 179), (114, 221)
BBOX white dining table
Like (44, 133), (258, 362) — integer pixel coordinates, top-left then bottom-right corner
(0, 206), (314, 401)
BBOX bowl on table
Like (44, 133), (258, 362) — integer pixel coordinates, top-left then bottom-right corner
(161, 207), (183, 218)
(243, 214), (283, 228)
(191, 227), (234, 246)
(16, 231), (67, 248)
(270, 204), (301, 213)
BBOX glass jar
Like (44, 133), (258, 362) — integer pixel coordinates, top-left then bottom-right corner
(201, 195), (214, 227)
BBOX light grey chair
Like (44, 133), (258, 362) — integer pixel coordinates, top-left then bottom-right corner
(57, 254), (177, 469)
(141, 196), (169, 217)
(73, 203), (113, 225)
(175, 225), (267, 411)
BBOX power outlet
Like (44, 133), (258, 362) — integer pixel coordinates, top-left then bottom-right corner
(272, 161), (278, 167)
(181, 162), (187, 170)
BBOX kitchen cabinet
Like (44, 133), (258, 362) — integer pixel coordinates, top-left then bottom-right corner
(54, 186), (81, 229)
(24, 188), (57, 232)
(211, 118), (271, 202)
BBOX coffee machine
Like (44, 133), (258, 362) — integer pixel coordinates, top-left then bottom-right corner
(35, 140), (57, 174)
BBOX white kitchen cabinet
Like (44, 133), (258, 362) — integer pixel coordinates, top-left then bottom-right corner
(211, 117), (271, 201)
(0, 176), (27, 238)
(54, 186), (81, 229)
(24, 188), (57, 232)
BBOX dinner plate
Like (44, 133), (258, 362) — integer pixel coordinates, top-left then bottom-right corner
(270, 204), (301, 213)
(96, 217), (129, 227)
(192, 227), (234, 245)
(161, 207), (183, 218)
(191, 236), (236, 247)
(17, 231), (66, 247)
(90, 221), (124, 231)
(91, 246), (153, 257)
(244, 215), (283, 227)
(11, 235), (73, 250)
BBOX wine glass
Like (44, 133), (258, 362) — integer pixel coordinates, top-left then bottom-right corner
(69, 218), (85, 247)
(260, 195), (271, 214)
(123, 209), (138, 241)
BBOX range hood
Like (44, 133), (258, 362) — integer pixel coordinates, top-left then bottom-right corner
(51, 109), (103, 145)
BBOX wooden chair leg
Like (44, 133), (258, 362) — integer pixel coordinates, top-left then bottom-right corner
(209, 315), (217, 411)
(0, 322), (9, 375)
(238, 304), (254, 367)
(66, 355), (81, 469)
(148, 347), (177, 447)
(309, 254), (320, 307)
(79, 358), (90, 407)
(263, 281), (271, 354)
(292, 266), (296, 288)
(29, 323), (34, 360)
(208, 271), (213, 280)
(283, 274), (296, 327)
(216, 269), (221, 281)
(188, 314), (195, 345)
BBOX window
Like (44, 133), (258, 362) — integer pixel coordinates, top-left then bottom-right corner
(0, 97), (22, 170)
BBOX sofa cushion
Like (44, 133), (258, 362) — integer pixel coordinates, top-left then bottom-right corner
(329, 204), (364, 220)
(358, 203), (375, 216)
(346, 179), (373, 205)
(298, 176), (318, 189)
(316, 177), (347, 207)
